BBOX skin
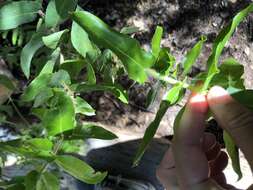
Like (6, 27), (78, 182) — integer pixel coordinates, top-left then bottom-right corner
(156, 86), (253, 190)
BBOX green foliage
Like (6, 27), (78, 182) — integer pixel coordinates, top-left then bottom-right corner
(60, 59), (86, 79)
(0, 1), (41, 30)
(43, 90), (75, 136)
(231, 90), (253, 111)
(182, 36), (206, 76)
(45, 0), (61, 28)
(1, 0), (253, 187)
(25, 171), (59, 190)
(71, 11), (155, 83)
(55, 0), (77, 19)
(71, 8), (97, 59)
(21, 33), (44, 79)
(202, 3), (253, 91)
(223, 132), (242, 180)
(64, 123), (118, 140)
(151, 26), (163, 58)
(74, 97), (95, 116)
(211, 58), (244, 89)
(77, 84), (128, 104)
(55, 155), (107, 184)
(133, 83), (185, 166)
(42, 30), (69, 49)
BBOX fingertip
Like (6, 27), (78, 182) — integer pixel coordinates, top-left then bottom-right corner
(207, 86), (233, 106)
(189, 94), (208, 113)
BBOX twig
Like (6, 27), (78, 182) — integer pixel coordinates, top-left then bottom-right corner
(40, 136), (64, 173)
(104, 94), (125, 114)
(145, 68), (190, 88)
(128, 117), (141, 128)
(8, 97), (31, 127)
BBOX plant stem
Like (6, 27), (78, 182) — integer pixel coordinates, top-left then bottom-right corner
(40, 137), (64, 173)
(8, 97), (31, 127)
(145, 69), (189, 88)
(53, 136), (64, 154)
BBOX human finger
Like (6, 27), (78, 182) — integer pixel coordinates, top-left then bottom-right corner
(173, 94), (210, 188)
(207, 86), (253, 169)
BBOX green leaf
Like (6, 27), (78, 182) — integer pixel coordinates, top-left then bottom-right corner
(71, 11), (97, 59)
(31, 108), (47, 120)
(86, 63), (96, 84)
(60, 59), (86, 79)
(39, 48), (60, 75)
(55, 155), (107, 184)
(45, 0), (61, 28)
(71, 11), (155, 83)
(203, 3), (253, 91)
(82, 124), (118, 140)
(0, 177), (25, 190)
(163, 84), (185, 103)
(151, 26), (163, 58)
(36, 172), (59, 190)
(182, 36), (206, 76)
(0, 142), (52, 160)
(133, 83), (184, 166)
(120, 26), (140, 35)
(0, 74), (15, 90)
(211, 58), (244, 89)
(21, 33), (44, 79)
(64, 124), (118, 140)
(26, 138), (53, 151)
(153, 48), (175, 76)
(42, 30), (69, 49)
(230, 90), (253, 112)
(12, 28), (19, 46)
(33, 88), (54, 108)
(0, 1), (41, 30)
(25, 171), (38, 190)
(223, 131), (242, 180)
(21, 73), (52, 102)
(59, 140), (82, 153)
(55, 0), (77, 19)
(77, 84), (128, 104)
(43, 90), (75, 136)
(173, 106), (186, 131)
(146, 81), (161, 109)
(74, 97), (95, 116)
(6, 184), (25, 190)
(50, 70), (71, 87)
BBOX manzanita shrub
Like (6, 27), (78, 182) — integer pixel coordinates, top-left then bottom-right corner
(0, 0), (253, 189)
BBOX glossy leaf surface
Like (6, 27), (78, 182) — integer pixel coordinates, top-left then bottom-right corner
(71, 11), (155, 83)
(0, 1), (41, 30)
(55, 155), (107, 184)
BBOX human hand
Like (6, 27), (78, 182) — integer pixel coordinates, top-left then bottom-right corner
(156, 86), (253, 190)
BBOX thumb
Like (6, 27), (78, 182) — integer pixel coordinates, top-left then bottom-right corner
(207, 86), (253, 169)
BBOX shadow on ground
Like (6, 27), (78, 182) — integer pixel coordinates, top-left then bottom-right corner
(76, 138), (170, 190)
